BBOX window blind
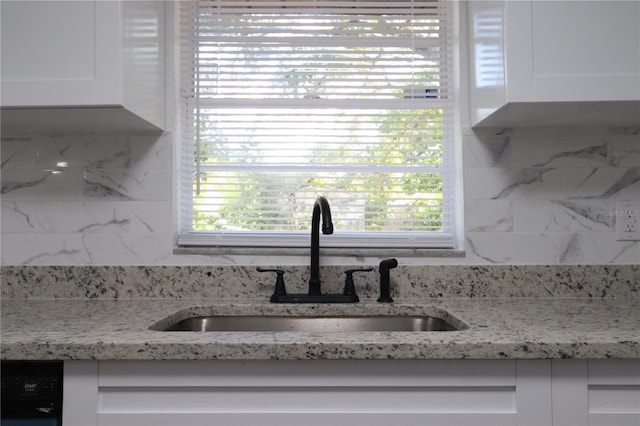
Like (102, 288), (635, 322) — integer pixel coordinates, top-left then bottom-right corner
(178, 0), (456, 249)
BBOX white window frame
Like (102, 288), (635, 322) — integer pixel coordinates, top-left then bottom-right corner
(176, 0), (461, 252)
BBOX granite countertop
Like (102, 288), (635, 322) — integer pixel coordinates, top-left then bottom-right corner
(2, 297), (639, 360)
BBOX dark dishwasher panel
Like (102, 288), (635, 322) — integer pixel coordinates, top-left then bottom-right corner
(1, 361), (63, 426)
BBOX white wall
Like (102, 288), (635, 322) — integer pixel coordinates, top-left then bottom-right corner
(2, 126), (638, 265)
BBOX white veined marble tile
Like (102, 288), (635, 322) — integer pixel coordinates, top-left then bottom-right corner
(552, 233), (640, 264)
(83, 169), (171, 201)
(129, 133), (172, 170)
(126, 201), (173, 233)
(513, 200), (614, 232)
(79, 233), (176, 265)
(36, 134), (133, 169)
(464, 167), (565, 200)
(508, 126), (609, 138)
(1, 201), (44, 233)
(0, 233), (178, 266)
(464, 199), (513, 232)
(1, 136), (40, 169)
(608, 134), (640, 167)
(464, 232), (559, 264)
(1, 169), (84, 200)
(0, 234), (91, 265)
(462, 129), (512, 168)
(1, 201), (132, 234)
(1, 200), (172, 236)
(2, 133), (137, 170)
(564, 167), (640, 199)
(510, 135), (609, 168)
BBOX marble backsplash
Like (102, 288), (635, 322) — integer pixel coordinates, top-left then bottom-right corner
(462, 127), (640, 264)
(1, 127), (639, 265)
(2, 264), (638, 299)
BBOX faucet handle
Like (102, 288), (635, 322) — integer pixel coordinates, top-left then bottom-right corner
(257, 267), (287, 297)
(343, 268), (373, 296)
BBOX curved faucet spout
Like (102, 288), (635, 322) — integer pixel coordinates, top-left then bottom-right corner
(309, 196), (333, 295)
(315, 196), (333, 235)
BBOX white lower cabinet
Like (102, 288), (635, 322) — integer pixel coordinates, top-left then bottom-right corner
(63, 359), (639, 426)
(552, 359), (640, 426)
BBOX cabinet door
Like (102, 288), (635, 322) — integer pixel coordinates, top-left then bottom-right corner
(531, 1), (640, 102)
(552, 359), (640, 426)
(0, 0), (124, 108)
(588, 359), (640, 426)
(94, 360), (519, 426)
(0, 0), (165, 131)
(467, 0), (640, 127)
(1, 1), (96, 106)
(65, 359), (639, 426)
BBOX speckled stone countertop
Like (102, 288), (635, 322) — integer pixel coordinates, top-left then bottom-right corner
(2, 265), (639, 360)
(2, 297), (638, 360)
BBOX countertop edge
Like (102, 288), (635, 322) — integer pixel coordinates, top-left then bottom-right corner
(2, 298), (639, 361)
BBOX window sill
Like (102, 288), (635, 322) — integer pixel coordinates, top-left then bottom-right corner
(174, 246), (465, 258)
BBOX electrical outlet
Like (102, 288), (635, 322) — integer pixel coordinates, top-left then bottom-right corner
(615, 201), (640, 241)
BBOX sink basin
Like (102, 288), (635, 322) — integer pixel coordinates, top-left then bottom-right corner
(159, 315), (461, 332)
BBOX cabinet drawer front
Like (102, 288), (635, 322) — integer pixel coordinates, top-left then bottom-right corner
(99, 359), (516, 387)
(97, 360), (518, 426)
(98, 412), (516, 426)
(99, 385), (516, 413)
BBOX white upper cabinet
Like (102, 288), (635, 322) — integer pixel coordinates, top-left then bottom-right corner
(1, 0), (165, 133)
(468, 0), (640, 128)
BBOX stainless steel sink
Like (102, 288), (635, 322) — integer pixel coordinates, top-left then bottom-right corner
(160, 315), (461, 332)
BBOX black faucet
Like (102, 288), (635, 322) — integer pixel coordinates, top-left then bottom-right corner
(260, 196), (364, 303)
(309, 196), (333, 296)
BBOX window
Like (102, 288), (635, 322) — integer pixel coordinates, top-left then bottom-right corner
(178, 0), (457, 249)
